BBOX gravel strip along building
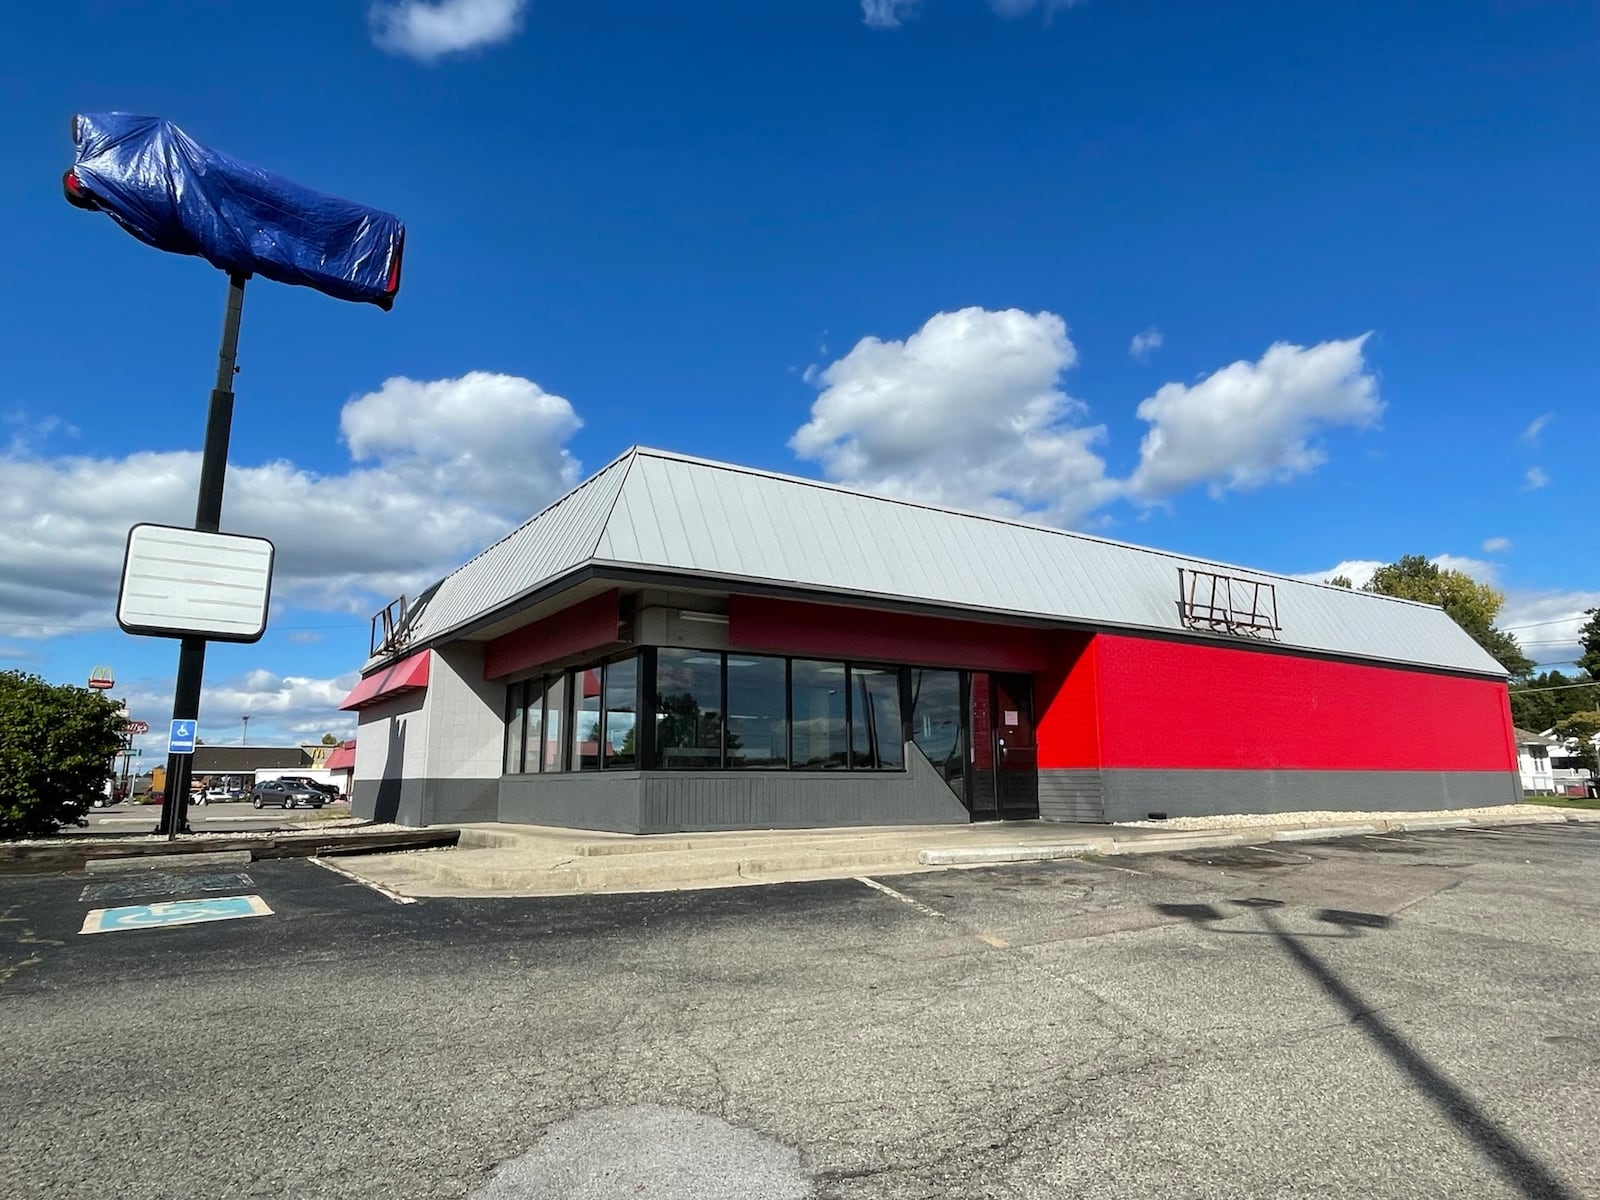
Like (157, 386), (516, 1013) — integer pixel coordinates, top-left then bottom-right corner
(342, 447), (1520, 832)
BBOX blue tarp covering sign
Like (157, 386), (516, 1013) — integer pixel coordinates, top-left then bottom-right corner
(65, 113), (404, 309)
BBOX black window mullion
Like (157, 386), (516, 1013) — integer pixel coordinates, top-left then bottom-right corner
(898, 667), (912, 753)
(784, 658), (793, 770)
(598, 661), (609, 769)
(503, 684), (517, 775)
(845, 664), (855, 771)
(719, 653), (729, 770)
(641, 647), (657, 770)
(534, 677), (544, 774)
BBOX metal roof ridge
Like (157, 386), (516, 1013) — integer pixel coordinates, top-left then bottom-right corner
(620, 446), (1448, 615)
(417, 446), (642, 594)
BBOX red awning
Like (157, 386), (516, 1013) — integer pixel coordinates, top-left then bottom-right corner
(339, 650), (431, 711)
(324, 739), (356, 771)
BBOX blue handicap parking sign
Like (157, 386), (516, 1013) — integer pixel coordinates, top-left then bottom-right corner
(167, 719), (197, 755)
(80, 894), (272, 935)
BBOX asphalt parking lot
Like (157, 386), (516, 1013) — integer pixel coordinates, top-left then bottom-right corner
(2, 822), (1597, 1199)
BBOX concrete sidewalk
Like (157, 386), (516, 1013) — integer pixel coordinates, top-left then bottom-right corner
(334, 806), (1600, 899)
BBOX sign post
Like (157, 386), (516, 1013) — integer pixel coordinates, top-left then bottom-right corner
(156, 275), (244, 837)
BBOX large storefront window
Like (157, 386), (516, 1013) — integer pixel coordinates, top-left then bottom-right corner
(542, 674), (567, 772)
(508, 650), (960, 776)
(504, 684), (527, 774)
(523, 684), (544, 773)
(573, 668), (603, 771)
(909, 668), (964, 796)
(604, 657), (639, 769)
(726, 656), (787, 768)
(850, 666), (904, 770)
(656, 649), (724, 769)
(791, 659), (849, 770)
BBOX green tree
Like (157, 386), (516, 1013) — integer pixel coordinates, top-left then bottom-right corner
(1508, 670), (1599, 732)
(0, 671), (126, 839)
(1327, 575), (1354, 589)
(1578, 609), (1600, 679)
(321, 732), (340, 745)
(1552, 711), (1600, 779)
(1362, 555), (1534, 676)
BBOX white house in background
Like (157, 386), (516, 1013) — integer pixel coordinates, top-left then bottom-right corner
(1518, 726), (1600, 797)
(1514, 728), (1557, 794)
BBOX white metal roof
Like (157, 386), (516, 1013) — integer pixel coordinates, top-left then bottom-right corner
(377, 447), (1507, 678)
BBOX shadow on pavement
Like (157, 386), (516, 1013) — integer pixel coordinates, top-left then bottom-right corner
(1153, 900), (1578, 1200)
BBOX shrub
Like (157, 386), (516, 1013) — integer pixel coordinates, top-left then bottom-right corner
(0, 671), (126, 839)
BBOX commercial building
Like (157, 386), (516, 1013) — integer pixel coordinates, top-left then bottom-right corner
(342, 448), (1520, 831)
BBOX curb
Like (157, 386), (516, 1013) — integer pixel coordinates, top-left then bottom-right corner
(918, 843), (1106, 866)
(917, 813), (1600, 872)
(84, 850), (253, 875)
(0, 828), (461, 875)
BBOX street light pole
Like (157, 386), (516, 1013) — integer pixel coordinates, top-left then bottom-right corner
(155, 271), (248, 839)
(241, 714), (250, 746)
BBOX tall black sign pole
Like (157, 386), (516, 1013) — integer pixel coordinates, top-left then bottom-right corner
(156, 272), (248, 838)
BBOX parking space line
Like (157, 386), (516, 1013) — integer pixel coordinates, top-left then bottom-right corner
(308, 856), (417, 904)
(854, 877), (1012, 949)
(855, 876), (945, 920)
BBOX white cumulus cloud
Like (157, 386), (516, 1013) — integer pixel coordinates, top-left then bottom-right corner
(1129, 327), (1164, 361)
(862, 0), (1083, 27)
(791, 307), (1118, 525)
(1499, 591), (1600, 669)
(0, 372), (581, 639)
(989, 0), (1085, 17)
(1525, 466), (1550, 490)
(1127, 335), (1381, 501)
(119, 670), (359, 758)
(862, 0), (919, 28)
(1482, 536), (1513, 554)
(1290, 554), (1498, 590)
(1521, 413), (1552, 442)
(371, 0), (527, 61)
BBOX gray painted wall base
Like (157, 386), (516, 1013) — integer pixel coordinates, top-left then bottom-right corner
(353, 777), (499, 827)
(367, 763), (1522, 831)
(1091, 768), (1522, 823)
(496, 744), (968, 833)
(1038, 770), (1107, 823)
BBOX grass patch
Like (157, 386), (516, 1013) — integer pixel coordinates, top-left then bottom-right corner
(1524, 795), (1600, 811)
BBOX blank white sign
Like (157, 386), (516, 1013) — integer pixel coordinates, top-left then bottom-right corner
(117, 524), (274, 642)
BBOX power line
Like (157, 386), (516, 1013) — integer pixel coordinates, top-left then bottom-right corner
(1504, 613), (1597, 632)
(1510, 679), (1600, 695)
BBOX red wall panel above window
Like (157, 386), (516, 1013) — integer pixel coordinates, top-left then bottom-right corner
(483, 590), (621, 681)
(728, 595), (1055, 672)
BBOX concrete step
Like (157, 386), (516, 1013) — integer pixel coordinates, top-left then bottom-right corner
(411, 839), (939, 895)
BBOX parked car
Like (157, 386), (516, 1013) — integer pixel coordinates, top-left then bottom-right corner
(273, 775), (340, 799)
(251, 779), (324, 810)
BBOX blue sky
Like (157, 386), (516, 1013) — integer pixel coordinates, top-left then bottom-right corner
(1, 0), (1595, 752)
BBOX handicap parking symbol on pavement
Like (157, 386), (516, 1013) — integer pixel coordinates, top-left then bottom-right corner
(80, 894), (272, 935)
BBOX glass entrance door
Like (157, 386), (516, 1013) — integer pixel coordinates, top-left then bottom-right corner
(990, 673), (1039, 820)
(967, 673), (1039, 821)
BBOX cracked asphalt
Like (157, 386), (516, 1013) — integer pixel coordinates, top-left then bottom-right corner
(2, 822), (1598, 1199)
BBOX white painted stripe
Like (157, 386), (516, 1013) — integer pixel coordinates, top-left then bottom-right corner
(855, 876), (946, 920)
(308, 856), (417, 904)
